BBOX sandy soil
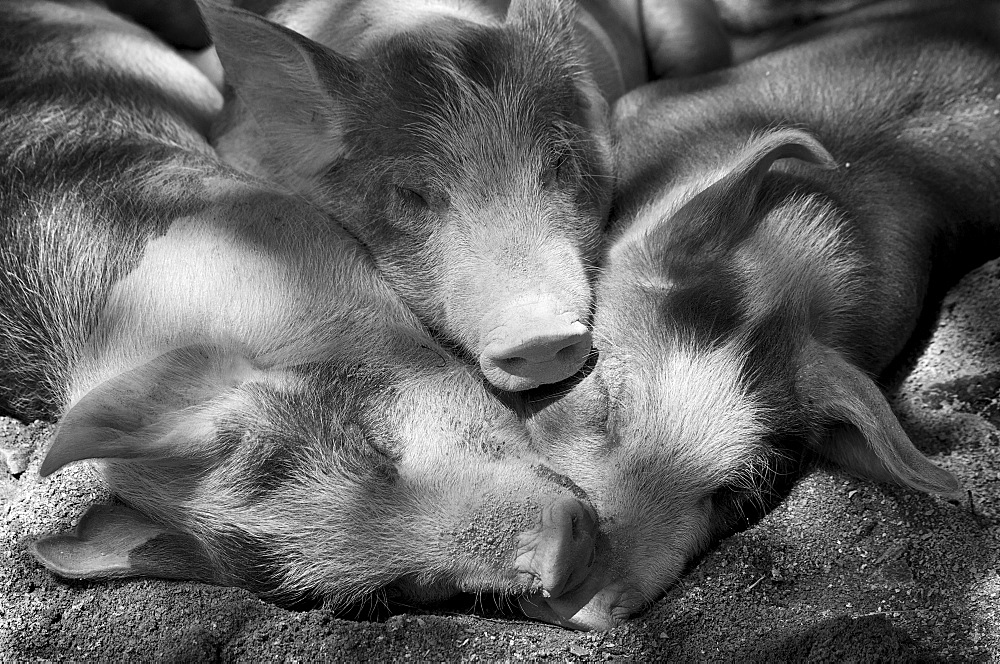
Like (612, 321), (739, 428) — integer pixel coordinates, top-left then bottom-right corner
(2, 258), (998, 662)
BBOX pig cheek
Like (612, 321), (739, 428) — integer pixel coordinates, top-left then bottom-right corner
(593, 475), (718, 605)
(569, 144), (613, 244)
(366, 200), (450, 328)
(434, 234), (487, 355)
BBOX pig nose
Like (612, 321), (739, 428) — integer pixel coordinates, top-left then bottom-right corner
(480, 309), (592, 392)
(514, 496), (598, 599)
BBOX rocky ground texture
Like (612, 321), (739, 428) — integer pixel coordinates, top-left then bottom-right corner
(2, 259), (998, 662)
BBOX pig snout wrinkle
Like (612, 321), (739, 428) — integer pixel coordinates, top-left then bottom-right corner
(480, 310), (593, 392)
(514, 496), (598, 600)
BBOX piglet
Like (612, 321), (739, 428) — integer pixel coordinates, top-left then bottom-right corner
(522, 0), (1000, 629)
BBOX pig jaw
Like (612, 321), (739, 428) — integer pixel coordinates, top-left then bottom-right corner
(519, 569), (636, 631)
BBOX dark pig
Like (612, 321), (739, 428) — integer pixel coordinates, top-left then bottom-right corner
(203, 0), (731, 392)
(715, 0), (882, 34)
(521, 1), (1000, 629)
(0, 0), (597, 614)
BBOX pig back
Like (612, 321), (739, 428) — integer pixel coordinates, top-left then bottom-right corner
(0, 0), (223, 418)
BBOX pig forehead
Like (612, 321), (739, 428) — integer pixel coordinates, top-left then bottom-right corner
(219, 375), (400, 473)
(596, 339), (769, 480)
(356, 30), (585, 133)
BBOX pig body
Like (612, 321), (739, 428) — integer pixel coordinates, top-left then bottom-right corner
(715, 0), (882, 34)
(522, 2), (1000, 629)
(205, 0), (730, 392)
(0, 0), (597, 614)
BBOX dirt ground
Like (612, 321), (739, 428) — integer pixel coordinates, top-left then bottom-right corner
(2, 258), (998, 663)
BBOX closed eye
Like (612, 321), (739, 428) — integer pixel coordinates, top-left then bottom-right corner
(541, 151), (568, 189)
(395, 185), (430, 209)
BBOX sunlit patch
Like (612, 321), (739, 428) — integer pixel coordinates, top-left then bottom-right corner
(604, 337), (767, 487)
(734, 193), (863, 332)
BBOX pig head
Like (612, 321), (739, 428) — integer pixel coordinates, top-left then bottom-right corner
(32, 343), (600, 608)
(523, 116), (991, 627)
(203, 0), (612, 391)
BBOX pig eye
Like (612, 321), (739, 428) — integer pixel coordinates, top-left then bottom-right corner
(541, 152), (568, 189)
(395, 186), (430, 210)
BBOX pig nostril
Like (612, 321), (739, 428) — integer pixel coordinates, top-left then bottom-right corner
(498, 356), (527, 372)
(481, 321), (592, 391)
(491, 334), (591, 372)
(556, 341), (585, 365)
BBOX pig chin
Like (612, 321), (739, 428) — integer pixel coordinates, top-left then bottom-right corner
(476, 302), (593, 392)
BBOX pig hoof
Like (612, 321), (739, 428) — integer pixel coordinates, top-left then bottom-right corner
(514, 496), (598, 599)
(481, 319), (592, 392)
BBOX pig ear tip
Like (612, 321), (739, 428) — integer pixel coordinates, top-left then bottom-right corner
(914, 471), (962, 498)
(196, 0), (236, 18)
(30, 533), (66, 568)
(38, 449), (67, 478)
(940, 480), (965, 500)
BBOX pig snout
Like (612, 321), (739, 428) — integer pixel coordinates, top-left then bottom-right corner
(514, 495), (598, 599)
(480, 306), (593, 392)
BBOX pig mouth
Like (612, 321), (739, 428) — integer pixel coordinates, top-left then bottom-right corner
(518, 571), (643, 631)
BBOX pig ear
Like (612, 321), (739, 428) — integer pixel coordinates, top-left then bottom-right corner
(669, 129), (837, 251)
(32, 504), (223, 583)
(506, 0), (574, 26)
(504, 0), (609, 146)
(506, 0), (577, 41)
(197, 1), (357, 180)
(797, 340), (961, 496)
(40, 345), (259, 477)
